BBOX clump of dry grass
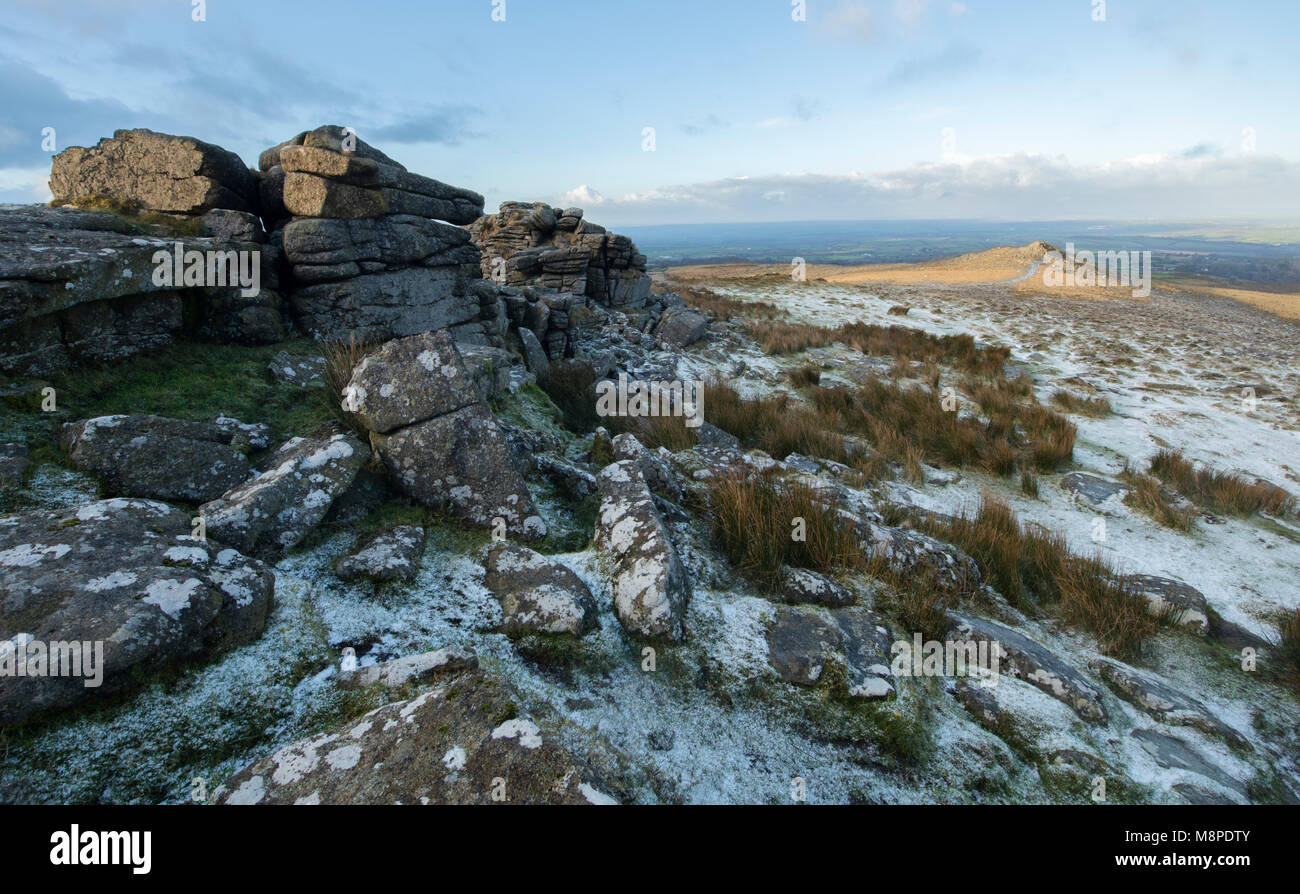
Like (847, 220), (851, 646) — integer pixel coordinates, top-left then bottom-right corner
(542, 359), (601, 432)
(671, 284), (783, 321)
(920, 495), (1156, 657)
(790, 364), (822, 387)
(1051, 389), (1112, 417)
(321, 334), (376, 436)
(1149, 449), (1295, 517)
(611, 413), (699, 451)
(1120, 466), (1198, 532)
(708, 472), (862, 592)
(1277, 608), (1300, 693)
(746, 320), (1010, 378)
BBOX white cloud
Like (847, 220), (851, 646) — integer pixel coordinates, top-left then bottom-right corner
(0, 165), (53, 202)
(570, 152), (1300, 226)
(559, 184), (606, 207)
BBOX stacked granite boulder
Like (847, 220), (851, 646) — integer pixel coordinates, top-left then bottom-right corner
(467, 201), (654, 360)
(261, 126), (496, 344)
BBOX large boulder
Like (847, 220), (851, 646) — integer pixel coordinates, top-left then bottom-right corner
(281, 214), (478, 283)
(593, 461), (690, 641)
(200, 428), (368, 558)
(342, 330), (481, 434)
(60, 414), (268, 503)
(333, 526), (426, 584)
(49, 128), (260, 215)
(483, 544), (598, 637)
(212, 667), (620, 804)
(0, 498), (273, 726)
(764, 605), (895, 698)
(654, 306), (709, 348)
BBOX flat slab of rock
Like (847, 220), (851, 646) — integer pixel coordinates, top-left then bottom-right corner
(214, 668), (619, 805)
(765, 605), (894, 698)
(1062, 471), (1128, 506)
(50, 128), (259, 215)
(1090, 657), (1247, 748)
(594, 461), (690, 641)
(201, 428), (368, 558)
(334, 526), (425, 583)
(0, 498), (273, 726)
(484, 544), (597, 637)
(1127, 574), (1208, 635)
(1130, 729), (1248, 799)
(948, 612), (1107, 723)
(337, 646), (476, 690)
(61, 414), (265, 503)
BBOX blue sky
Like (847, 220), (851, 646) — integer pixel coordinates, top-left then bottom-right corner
(2, 0), (1298, 225)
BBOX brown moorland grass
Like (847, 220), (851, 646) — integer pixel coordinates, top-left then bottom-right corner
(321, 334), (376, 437)
(708, 472), (863, 592)
(1149, 449), (1296, 517)
(670, 284), (784, 321)
(1050, 389), (1113, 417)
(1120, 467), (1198, 532)
(919, 495), (1157, 657)
(1277, 608), (1300, 693)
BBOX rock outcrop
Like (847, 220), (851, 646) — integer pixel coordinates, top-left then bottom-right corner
(0, 205), (283, 375)
(0, 498), (273, 726)
(49, 129), (260, 216)
(345, 330), (544, 539)
(262, 126), (491, 344)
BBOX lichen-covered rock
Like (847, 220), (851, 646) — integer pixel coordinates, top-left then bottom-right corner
(457, 344), (513, 402)
(1127, 574), (1208, 635)
(342, 330), (481, 434)
(333, 526), (426, 584)
(1062, 471), (1128, 506)
(60, 414), (262, 503)
(374, 405), (544, 540)
(200, 428), (368, 558)
(337, 646), (477, 690)
(779, 566), (854, 607)
(594, 461), (690, 641)
(483, 544), (598, 637)
(611, 433), (681, 500)
(948, 612), (1107, 723)
(869, 525), (981, 595)
(654, 306), (709, 348)
(1089, 657), (1247, 747)
(213, 668), (619, 805)
(766, 608), (842, 686)
(50, 128), (259, 215)
(0, 498), (273, 726)
(764, 605), (894, 698)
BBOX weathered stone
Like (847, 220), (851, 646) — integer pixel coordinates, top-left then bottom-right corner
(200, 428), (368, 558)
(336, 646), (477, 690)
(457, 344), (513, 402)
(374, 405), (544, 540)
(60, 414), (257, 503)
(1062, 471), (1128, 506)
(1127, 574), (1209, 635)
(870, 525), (981, 595)
(288, 266), (478, 343)
(282, 214), (476, 281)
(50, 128), (259, 215)
(766, 607), (841, 686)
(655, 307), (709, 348)
(594, 461), (690, 641)
(202, 209), (263, 243)
(267, 351), (326, 388)
(334, 526), (426, 584)
(779, 566), (855, 607)
(342, 330), (482, 434)
(948, 612), (1107, 723)
(1090, 657), (1247, 748)
(483, 544), (598, 637)
(517, 328), (550, 381)
(213, 668), (619, 804)
(0, 498), (273, 726)
(1130, 729), (1248, 799)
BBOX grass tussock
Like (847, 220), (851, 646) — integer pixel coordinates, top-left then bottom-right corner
(1277, 608), (1300, 693)
(790, 364), (822, 387)
(920, 495), (1157, 657)
(1120, 466), (1198, 532)
(1050, 389), (1112, 417)
(1149, 449), (1295, 517)
(708, 472), (862, 592)
(746, 319), (1010, 378)
(671, 285), (784, 321)
(322, 334), (376, 437)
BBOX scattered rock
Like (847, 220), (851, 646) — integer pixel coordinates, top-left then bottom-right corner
(483, 544), (598, 637)
(267, 351), (326, 388)
(342, 329), (481, 434)
(948, 612), (1107, 723)
(779, 566), (855, 607)
(766, 607), (842, 686)
(1062, 471), (1128, 506)
(654, 306), (709, 348)
(334, 526), (426, 584)
(1127, 574), (1208, 635)
(200, 428), (368, 558)
(60, 414), (259, 503)
(594, 461), (690, 641)
(214, 668), (619, 804)
(0, 498), (273, 726)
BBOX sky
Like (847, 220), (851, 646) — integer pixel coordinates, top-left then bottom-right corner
(1, 0), (1298, 226)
